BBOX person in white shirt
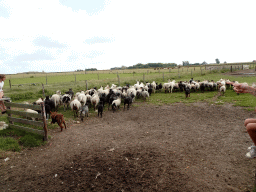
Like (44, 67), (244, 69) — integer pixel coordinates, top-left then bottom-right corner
(0, 74), (7, 114)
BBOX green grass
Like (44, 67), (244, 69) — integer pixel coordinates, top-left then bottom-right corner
(0, 137), (21, 152)
(1, 67), (256, 152)
(0, 127), (46, 151)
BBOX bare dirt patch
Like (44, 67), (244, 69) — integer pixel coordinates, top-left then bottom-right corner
(1, 102), (256, 192)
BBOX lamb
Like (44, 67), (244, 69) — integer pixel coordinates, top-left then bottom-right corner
(80, 104), (89, 122)
(199, 82), (205, 93)
(148, 84), (153, 96)
(65, 88), (74, 99)
(91, 93), (100, 111)
(141, 90), (150, 101)
(62, 94), (72, 111)
(155, 83), (162, 92)
(77, 92), (87, 106)
(112, 97), (121, 113)
(185, 87), (191, 98)
(178, 81), (185, 92)
(151, 81), (157, 93)
(123, 96), (133, 110)
(24, 109), (38, 121)
(97, 101), (104, 118)
(50, 94), (61, 111)
(33, 98), (44, 105)
(44, 96), (55, 112)
(219, 85), (226, 96)
(70, 97), (82, 118)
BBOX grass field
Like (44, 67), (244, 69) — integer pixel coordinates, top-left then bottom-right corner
(1, 66), (256, 153)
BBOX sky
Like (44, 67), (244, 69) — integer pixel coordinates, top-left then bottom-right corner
(0, 0), (256, 74)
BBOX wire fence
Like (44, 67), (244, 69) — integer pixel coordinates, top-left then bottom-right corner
(3, 63), (256, 99)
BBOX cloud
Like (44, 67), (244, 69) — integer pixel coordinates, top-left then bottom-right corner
(0, 0), (11, 18)
(14, 50), (54, 62)
(33, 36), (68, 48)
(84, 36), (115, 45)
(59, 0), (107, 15)
(85, 50), (104, 58)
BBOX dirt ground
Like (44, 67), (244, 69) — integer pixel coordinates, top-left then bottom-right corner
(1, 102), (256, 192)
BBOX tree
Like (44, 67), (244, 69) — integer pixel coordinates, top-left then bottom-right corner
(182, 61), (189, 66)
(202, 61), (207, 65)
(224, 61), (227, 63)
(215, 58), (220, 64)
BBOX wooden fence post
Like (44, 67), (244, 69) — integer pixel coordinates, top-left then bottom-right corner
(191, 70), (192, 77)
(46, 76), (47, 85)
(147, 70), (149, 75)
(163, 73), (164, 82)
(242, 65), (243, 70)
(7, 105), (12, 125)
(41, 102), (48, 141)
(194, 67), (195, 71)
(133, 72), (134, 77)
(9, 80), (11, 89)
(86, 80), (88, 90)
(143, 74), (145, 83)
(118, 75), (120, 86)
(98, 73), (99, 80)
(182, 68), (183, 72)
(201, 69), (202, 75)
(231, 66), (232, 72)
(75, 75), (76, 83)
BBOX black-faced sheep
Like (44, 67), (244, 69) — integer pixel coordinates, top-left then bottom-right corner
(97, 101), (104, 118)
(123, 96), (133, 110)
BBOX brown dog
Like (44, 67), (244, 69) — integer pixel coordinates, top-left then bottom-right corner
(50, 111), (67, 131)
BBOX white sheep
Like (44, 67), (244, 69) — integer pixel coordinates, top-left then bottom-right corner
(25, 109), (38, 121)
(70, 97), (82, 117)
(91, 93), (100, 111)
(51, 93), (62, 110)
(141, 90), (149, 101)
(219, 85), (226, 96)
(112, 97), (121, 112)
(34, 98), (44, 105)
(151, 81), (157, 93)
(77, 93), (87, 106)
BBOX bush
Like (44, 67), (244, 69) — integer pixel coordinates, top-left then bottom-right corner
(38, 89), (52, 95)
(220, 68), (230, 73)
(30, 76), (34, 78)
(19, 135), (42, 147)
(0, 137), (21, 152)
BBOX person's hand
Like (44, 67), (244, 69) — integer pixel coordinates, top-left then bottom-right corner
(233, 83), (250, 94)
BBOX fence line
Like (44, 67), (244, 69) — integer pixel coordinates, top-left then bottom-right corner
(4, 101), (48, 141)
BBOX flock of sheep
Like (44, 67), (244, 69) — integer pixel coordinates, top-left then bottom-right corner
(30, 78), (251, 122)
